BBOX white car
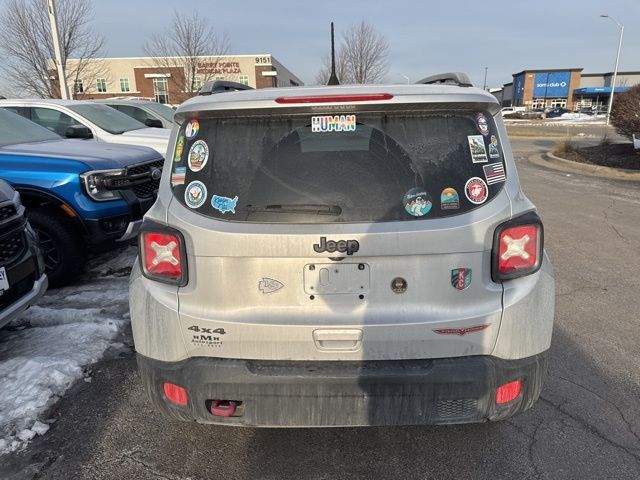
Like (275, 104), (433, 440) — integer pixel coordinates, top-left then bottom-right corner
(500, 106), (525, 116)
(0, 99), (170, 156)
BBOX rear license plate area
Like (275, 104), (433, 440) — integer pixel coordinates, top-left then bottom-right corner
(303, 263), (370, 295)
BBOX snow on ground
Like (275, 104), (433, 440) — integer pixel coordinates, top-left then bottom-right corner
(0, 246), (136, 455)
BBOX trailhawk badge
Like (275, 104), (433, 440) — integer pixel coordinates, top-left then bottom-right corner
(451, 268), (472, 290)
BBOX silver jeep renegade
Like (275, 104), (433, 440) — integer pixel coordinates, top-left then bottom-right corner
(130, 74), (555, 427)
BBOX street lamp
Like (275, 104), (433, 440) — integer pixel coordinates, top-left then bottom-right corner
(600, 15), (624, 126)
(398, 74), (410, 84)
(483, 67), (488, 90)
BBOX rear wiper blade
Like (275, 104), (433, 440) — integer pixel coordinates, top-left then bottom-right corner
(245, 204), (342, 216)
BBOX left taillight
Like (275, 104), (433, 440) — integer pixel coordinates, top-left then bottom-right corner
(139, 223), (188, 286)
(492, 212), (544, 282)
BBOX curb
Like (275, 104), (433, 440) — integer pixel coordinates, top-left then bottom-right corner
(529, 152), (640, 181)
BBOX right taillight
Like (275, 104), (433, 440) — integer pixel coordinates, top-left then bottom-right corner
(492, 212), (543, 282)
(139, 223), (188, 286)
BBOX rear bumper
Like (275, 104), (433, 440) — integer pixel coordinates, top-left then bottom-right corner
(137, 351), (548, 427)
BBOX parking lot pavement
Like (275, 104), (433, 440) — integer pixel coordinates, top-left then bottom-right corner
(1, 136), (639, 479)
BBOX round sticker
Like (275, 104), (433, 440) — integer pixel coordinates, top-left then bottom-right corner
(174, 136), (185, 162)
(185, 119), (200, 139)
(403, 188), (432, 217)
(188, 140), (209, 172)
(184, 181), (207, 209)
(476, 113), (490, 136)
(465, 177), (488, 205)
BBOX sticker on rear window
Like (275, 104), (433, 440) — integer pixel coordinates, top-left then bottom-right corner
(403, 188), (432, 217)
(171, 167), (186, 186)
(489, 135), (500, 158)
(185, 181), (207, 208)
(185, 119), (200, 139)
(476, 113), (490, 136)
(483, 163), (506, 185)
(211, 194), (239, 214)
(188, 140), (209, 172)
(440, 188), (460, 210)
(311, 115), (356, 133)
(174, 136), (185, 162)
(465, 177), (488, 205)
(467, 135), (488, 163)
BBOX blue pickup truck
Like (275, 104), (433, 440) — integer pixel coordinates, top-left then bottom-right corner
(0, 108), (165, 286)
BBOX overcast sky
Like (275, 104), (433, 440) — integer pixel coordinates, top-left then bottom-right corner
(2, 0), (639, 90)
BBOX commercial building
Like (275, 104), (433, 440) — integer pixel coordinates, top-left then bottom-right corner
(63, 54), (304, 104)
(496, 68), (640, 110)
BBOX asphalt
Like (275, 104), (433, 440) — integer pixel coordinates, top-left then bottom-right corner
(1, 134), (639, 480)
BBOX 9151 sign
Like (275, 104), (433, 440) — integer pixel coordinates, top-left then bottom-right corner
(255, 56), (271, 65)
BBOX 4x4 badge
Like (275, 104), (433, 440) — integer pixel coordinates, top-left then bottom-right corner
(313, 237), (359, 256)
(451, 268), (472, 290)
(259, 277), (284, 294)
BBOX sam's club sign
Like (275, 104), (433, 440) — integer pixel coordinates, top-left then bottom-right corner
(534, 71), (571, 98)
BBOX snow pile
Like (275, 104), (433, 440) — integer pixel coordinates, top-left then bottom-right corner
(0, 246), (136, 454)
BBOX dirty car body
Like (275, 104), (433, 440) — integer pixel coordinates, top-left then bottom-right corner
(130, 82), (555, 427)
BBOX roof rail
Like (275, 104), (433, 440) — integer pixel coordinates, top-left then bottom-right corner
(416, 72), (473, 87)
(198, 80), (254, 96)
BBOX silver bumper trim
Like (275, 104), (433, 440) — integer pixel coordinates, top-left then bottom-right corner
(117, 220), (142, 242)
(0, 274), (48, 329)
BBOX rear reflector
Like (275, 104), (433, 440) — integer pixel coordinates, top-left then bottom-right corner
(496, 380), (522, 404)
(163, 382), (188, 406)
(275, 93), (393, 104)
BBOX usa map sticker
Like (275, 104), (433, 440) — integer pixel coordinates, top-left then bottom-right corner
(489, 135), (500, 159)
(171, 166), (186, 186)
(311, 115), (356, 133)
(188, 140), (209, 172)
(185, 119), (200, 139)
(465, 177), (488, 205)
(441, 187), (460, 210)
(212, 194), (239, 214)
(184, 181), (207, 208)
(467, 135), (488, 163)
(483, 163), (506, 185)
(174, 136), (185, 162)
(475, 113), (490, 136)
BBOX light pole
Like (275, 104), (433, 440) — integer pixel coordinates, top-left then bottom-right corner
(600, 15), (624, 126)
(398, 74), (410, 84)
(483, 67), (488, 90)
(47, 0), (69, 99)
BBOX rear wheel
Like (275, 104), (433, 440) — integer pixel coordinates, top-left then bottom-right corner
(27, 209), (86, 287)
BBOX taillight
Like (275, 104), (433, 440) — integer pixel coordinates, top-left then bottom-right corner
(139, 223), (188, 286)
(274, 93), (393, 104)
(496, 380), (522, 404)
(163, 382), (188, 406)
(492, 212), (544, 281)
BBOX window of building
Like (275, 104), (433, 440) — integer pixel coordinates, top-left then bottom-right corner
(73, 80), (84, 94)
(97, 78), (107, 93)
(192, 75), (203, 92)
(550, 99), (567, 108)
(119, 78), (130, 92)
(239, 75), (249, 86)
(214, 75), (225, 81)
(153, 77), (169, 104)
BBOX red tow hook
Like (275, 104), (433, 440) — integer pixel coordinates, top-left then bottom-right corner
(210, 400), (237, 417)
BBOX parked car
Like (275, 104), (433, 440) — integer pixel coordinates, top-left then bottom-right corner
(0, 108), (164, 286)
(544, 107), (572, 119)
(0, 179), (47, 329)
(96, 99), (178, 129)
(0, 99), (170, 156)
(130, 76), (555, 427)
(500, 106), (525, 116)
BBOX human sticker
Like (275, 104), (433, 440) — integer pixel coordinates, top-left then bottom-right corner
(212, 194), (239, 214)
(441, 187), (460, 210)
(188, 140), (209, 172)
(403, 187), (432, 217)
(185, 119), (200, 139)
(174, 136), (185, 162)
(476, 113), (490, 136)
(465, 177), (488, 205)
(311, 115), (357, 133)
(451, 268), (472, 290)
(467, 135), (488, 163)
(184, 181), (207, 208)
(171, 166), (186, 186)
(488, 135), (500, 159)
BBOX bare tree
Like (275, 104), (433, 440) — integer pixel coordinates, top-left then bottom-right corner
(144, 11), (230, 99)
(315, 21), (390, 85)
(0, 0), (105, 98)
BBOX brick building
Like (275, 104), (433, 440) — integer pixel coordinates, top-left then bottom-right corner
(63, 54), (303, 105)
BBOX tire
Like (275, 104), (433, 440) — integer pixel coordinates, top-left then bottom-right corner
(27, 209), (86, 287)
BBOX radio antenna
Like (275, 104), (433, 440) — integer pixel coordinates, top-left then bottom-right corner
(327, 22), (340, 85)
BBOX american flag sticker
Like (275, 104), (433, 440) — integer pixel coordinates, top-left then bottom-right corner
(483, 163), (506, 185)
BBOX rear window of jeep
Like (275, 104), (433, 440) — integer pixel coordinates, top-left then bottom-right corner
(169, 109), (507, 223)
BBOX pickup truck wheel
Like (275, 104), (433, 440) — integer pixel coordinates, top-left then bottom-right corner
(27, 210), (86, 287)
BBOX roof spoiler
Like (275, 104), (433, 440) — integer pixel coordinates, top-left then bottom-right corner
(198, 80), (254, 96)
(416, 72), (473, 87)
